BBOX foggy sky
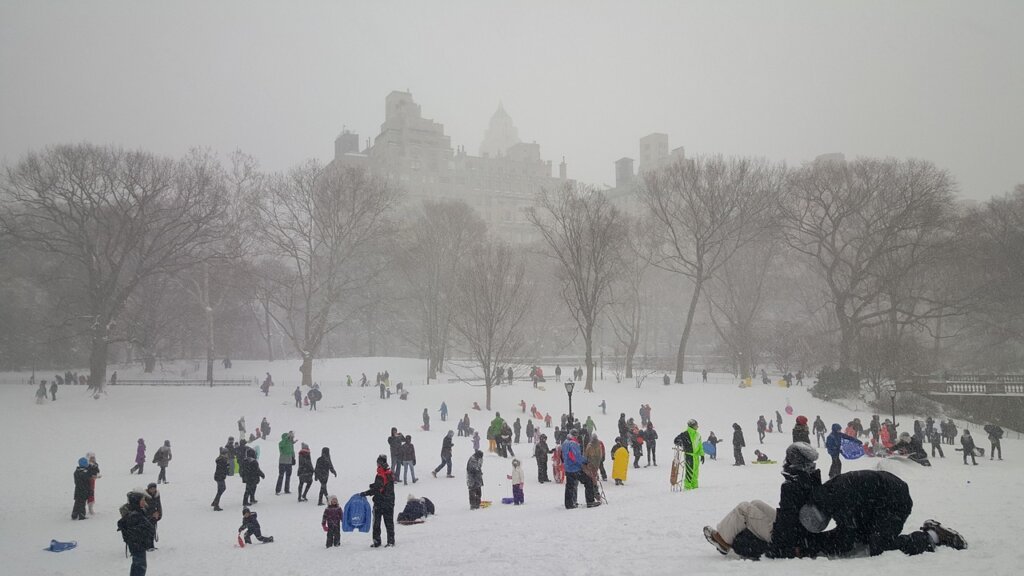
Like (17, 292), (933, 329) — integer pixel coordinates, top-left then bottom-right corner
(1, 0), (1021, 202)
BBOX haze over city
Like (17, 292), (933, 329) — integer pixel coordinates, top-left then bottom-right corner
(2, 0), (1022, 201)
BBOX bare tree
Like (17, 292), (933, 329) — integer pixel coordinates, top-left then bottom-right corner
(255, 161), (399, 386)
(777, 157), (956, 370)
(704, 234), (777, 379)
(449, 240), (532, 410)
(640, 156), (783, 382)
(609, 219), (653, 378)
(528, 183), (627, 392)
(396, 200), (487, 380)
(0, 144), (229, 386)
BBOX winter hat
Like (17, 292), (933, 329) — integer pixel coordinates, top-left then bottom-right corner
(147, 482), (157, 490)
(219, 447), (228, 455)
(831, 423), (841, 433)
(512, 459), (521, 467)
(164, 440), (170, 447)
(474, 450), (484, 458)
(784, 443), (819, 473)
(329, 495), (339, 505)
(687, 419), (698, 428)
(77, 457), (88, 467)
(799, 504), (830, 533)
(796, 416), (808, 426)
(570, 429), (579, 438)
(377, 454), (388, 466)
(899, 432), (911, 442)
(301, 443), (309, 450)
(138, 438), (144, 443)
(407, 493), (417, 501)
(732, 423), (741, 430)
(242, 507), (251, 515)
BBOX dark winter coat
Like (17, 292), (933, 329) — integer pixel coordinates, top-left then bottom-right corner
(73, 465), (92, 500)
(961, 433), (977, 453)
(399, 441), (417, 464)
(297, 449), (314, 480)
(825, 424), (857, 457)
(388, 434), (404, 465)
(792, 424), (811, 444)
(767, 468), (822, 558)
(242, 455), (264, 485)
(322, 503), (343, 527)
(397, 498), (429, 522)
(239, 512), (262, 534)
(145, 489), (162, 523)
(809, 470), (912, 550)
(118, 505), (155, 554)
(214, 455), (229, 481)
(440, 435), (453, 459)
(534, 439), (549, 462)
(314, 449), (336, 483)
(466, 454), (484, 489)
(732, 425), (746, 448)
(645, 428), (659, 447)
(153, 445), (172, 468)
(361, 466), (396, 510)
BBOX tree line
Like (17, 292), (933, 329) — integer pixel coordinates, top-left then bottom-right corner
(1, 143), (1021, 406)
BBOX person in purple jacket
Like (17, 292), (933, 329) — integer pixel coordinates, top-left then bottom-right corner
(322, 495), (343, 548)
(130, 439), (146, 475)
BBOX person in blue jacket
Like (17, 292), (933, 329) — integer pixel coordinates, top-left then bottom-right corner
(439, 402), (448, 422)
(825, 424), (859, 479)
(342, 493), (371, 533)
(561, 430), (599, 509)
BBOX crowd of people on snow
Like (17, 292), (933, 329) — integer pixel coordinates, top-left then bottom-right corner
(52, 365), (1010, 576)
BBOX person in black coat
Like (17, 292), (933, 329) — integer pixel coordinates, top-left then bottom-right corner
(72, 458), (93, 520)
(732, 423), (746, 466)
(118, 491), (156, 575)
(432, 431), (455, 478)
(314, 447), (337, 505)
(224, 437), (236, 477)
(212, 448), (229, 511)
(960, 430), (978, 465)
(644, 423), (659, 467)
(387, 428), (403, 474)
(241, 448), (264, 506)
(296, 443), (314, 502)
(534, 434), (551, 483)
(806, 470), (967, 556)
(763, 443), (822, 559)
(238, 507), (273, 543)
(361, 455), (396, 547)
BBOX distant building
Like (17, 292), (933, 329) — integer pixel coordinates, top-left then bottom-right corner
(606, 132), (688, 215)
(331, 91), (570, 243)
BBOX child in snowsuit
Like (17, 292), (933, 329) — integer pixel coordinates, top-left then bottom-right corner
(509, 459), (525, 505)
(239, 508), (273, 544)
(322, 495), (343, 548)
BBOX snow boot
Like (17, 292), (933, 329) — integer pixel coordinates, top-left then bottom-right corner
(922, 520), (967, 550)
(704, 526), (730, 555)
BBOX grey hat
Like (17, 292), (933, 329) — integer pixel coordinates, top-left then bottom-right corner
(784, 442), (819, 473)
(799, 504), (830, 533)
(687, 419), (698, 428)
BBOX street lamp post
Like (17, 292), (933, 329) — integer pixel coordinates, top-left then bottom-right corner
(888, 386), (897, 427)
(564, 380), (575, 423)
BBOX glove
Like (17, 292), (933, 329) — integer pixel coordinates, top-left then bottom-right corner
(322, 523), (328, 532)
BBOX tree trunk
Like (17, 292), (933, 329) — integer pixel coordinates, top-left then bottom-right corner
(89, 330), (109, 389)
(584, 328), (595, 392)
(301, 354), (313, 387)
(264, 304), (274, 362)
(675, 280), (703, 383)
(143, 354), (156, 373)
(485, 368), (493, 411)
(625, 337), (637, 378)
(206, 276), (215, 385)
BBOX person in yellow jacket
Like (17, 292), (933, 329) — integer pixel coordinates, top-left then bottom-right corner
(611, 437), (629, 485)
(673, 419), (705, 490)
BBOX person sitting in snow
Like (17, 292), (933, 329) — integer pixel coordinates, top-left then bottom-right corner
(754, 449), (770, 463)
(239, 507), (273, 544)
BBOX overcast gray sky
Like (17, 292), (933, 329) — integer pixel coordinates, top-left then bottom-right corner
(2, 0), (1021, 201)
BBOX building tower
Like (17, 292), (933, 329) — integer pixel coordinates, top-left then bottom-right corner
(480, 102), (521, 158)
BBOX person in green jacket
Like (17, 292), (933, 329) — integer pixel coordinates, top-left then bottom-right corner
(276, 431), (297, 495)
(584, 416), (597, 433)
(488, 413), (505, 453)
(673, 419), (705, 490)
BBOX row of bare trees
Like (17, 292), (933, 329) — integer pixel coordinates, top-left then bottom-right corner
(2, 143), (1021, 403)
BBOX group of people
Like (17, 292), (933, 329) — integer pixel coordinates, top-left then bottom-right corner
(703, 442), (968, 560)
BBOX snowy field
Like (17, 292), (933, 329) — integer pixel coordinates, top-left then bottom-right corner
(1, 357), (1020, 576)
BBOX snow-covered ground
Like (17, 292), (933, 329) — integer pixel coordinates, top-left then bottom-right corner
(1, 357), (1020, 576)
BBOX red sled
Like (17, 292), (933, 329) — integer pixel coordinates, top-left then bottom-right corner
(237, 534), (245, 548)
